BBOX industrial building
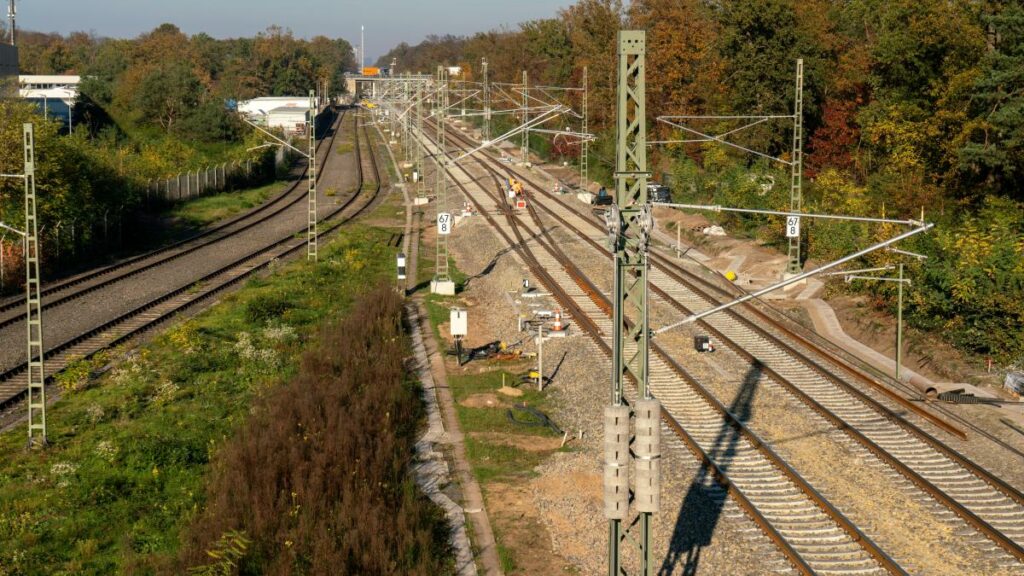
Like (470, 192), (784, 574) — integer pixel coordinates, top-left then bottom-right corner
(237, 96), (317, 121)
(18, 74), (79, 127)
(265, 105), (311, 136)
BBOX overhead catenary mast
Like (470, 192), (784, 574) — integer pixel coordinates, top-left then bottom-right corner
(581, 65), (588, 192)
(521, 70), (528, 164)
(605, 30), (660, 576)
(430, 66), (455, 295)
(482, 58), (490, 142)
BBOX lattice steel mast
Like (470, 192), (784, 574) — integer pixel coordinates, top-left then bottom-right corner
(787, 59), (804, 274)
(604, 30), (660, 576)
(23, 124), (43, 446)
(581, 65), (589, 192)
(7, 0), (15, 45)
(307, 90), (318, 262)
(415, 79), (426, 198)
(482, 58), (490, 142)
(431, 66), (453, 293)
(521, 70), (528, 164)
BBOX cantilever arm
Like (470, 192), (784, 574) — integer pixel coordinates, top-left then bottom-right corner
(0, 222), (27, 237)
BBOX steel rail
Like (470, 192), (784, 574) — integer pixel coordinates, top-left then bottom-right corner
(423, 125), (902, 576)
(0, 111), (380, 412)
(0, 108), (347, 325)
(441, 125), (1024, 564)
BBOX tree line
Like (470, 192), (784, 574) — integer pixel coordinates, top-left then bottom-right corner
(0, 25), (355, 283)
(378, 0), (1024, 363)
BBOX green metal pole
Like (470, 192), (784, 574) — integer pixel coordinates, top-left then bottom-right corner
(607, 30), (654, 576)
(787, 60), (804, 274)
(609, 522), (620, 576)
(896, 262), (903, 381)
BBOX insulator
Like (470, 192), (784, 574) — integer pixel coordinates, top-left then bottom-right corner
(634, 398), (661, 513)
(603, 404), (630, 520)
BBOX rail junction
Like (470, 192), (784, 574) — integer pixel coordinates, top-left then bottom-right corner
(0, 23), (1021, 576)
(362, 29), (1024, 576)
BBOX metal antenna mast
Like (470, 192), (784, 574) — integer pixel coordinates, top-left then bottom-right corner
(581, 65), (589, 192)
(787, 59), (804, 274)
(482, 58), (490, 142)
(521, 70), (528, 164)
(605, 30), (660, 576)
(307, 90), (318, 262)
(7, 0), (14, 45)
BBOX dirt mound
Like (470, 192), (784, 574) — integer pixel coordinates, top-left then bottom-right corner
(459, 393), (502, 408)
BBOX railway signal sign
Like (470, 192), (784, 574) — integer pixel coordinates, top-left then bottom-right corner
(437, 212), (452, 235)
(786, 216), (800, 238)
(397, 252), (407, 281)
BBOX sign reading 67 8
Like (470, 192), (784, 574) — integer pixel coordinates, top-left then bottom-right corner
(437, 212), (452, 235)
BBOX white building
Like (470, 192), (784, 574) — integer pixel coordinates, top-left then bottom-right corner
(237, 96), (317, 122)
(19, 74), (80, 99)
(266, 106), (311, 136)
(19, 75), (80, 127)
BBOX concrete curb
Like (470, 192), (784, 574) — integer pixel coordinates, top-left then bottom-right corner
(406, 300), (503, 575)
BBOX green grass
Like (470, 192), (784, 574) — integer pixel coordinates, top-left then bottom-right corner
(497, 542), (517, 573)
(167, 182), (284, 228)
(463, 437), (549, 485)
(0, 225), (397, 574)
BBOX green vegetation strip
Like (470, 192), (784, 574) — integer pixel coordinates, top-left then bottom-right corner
(0, 226), (416, 574)
(448, 370), (560, 486)
(166, 182), (284, 228)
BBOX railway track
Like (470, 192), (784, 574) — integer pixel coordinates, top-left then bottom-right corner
(0, 108), (346, 328)
(422, 119), (1024, 572)
(0, 109), (382, 415)
(466, 145), (1024, 567)
(418, 126), (900, 575)
(373, 121), (422, 296)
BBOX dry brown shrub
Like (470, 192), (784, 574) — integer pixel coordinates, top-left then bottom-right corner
(178, 284), (451, 575)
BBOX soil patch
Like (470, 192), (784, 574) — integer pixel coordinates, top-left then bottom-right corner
(485, 481), (576, 575)
(460, 393), (504, 409)
(827, 294), (1003, 390)
(470, 432), (563, 452)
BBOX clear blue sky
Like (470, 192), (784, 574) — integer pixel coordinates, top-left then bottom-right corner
(17, 0), (573, 62)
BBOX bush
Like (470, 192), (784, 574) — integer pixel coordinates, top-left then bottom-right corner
(244, 292), (294, 324)
(179, 285), (451, 575)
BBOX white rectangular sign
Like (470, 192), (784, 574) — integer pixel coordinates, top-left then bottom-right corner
(786, 216), (801, 238)
(437, 212), (452, 235)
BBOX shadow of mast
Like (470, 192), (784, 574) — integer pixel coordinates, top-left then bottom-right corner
(658, 360), (763, 575)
